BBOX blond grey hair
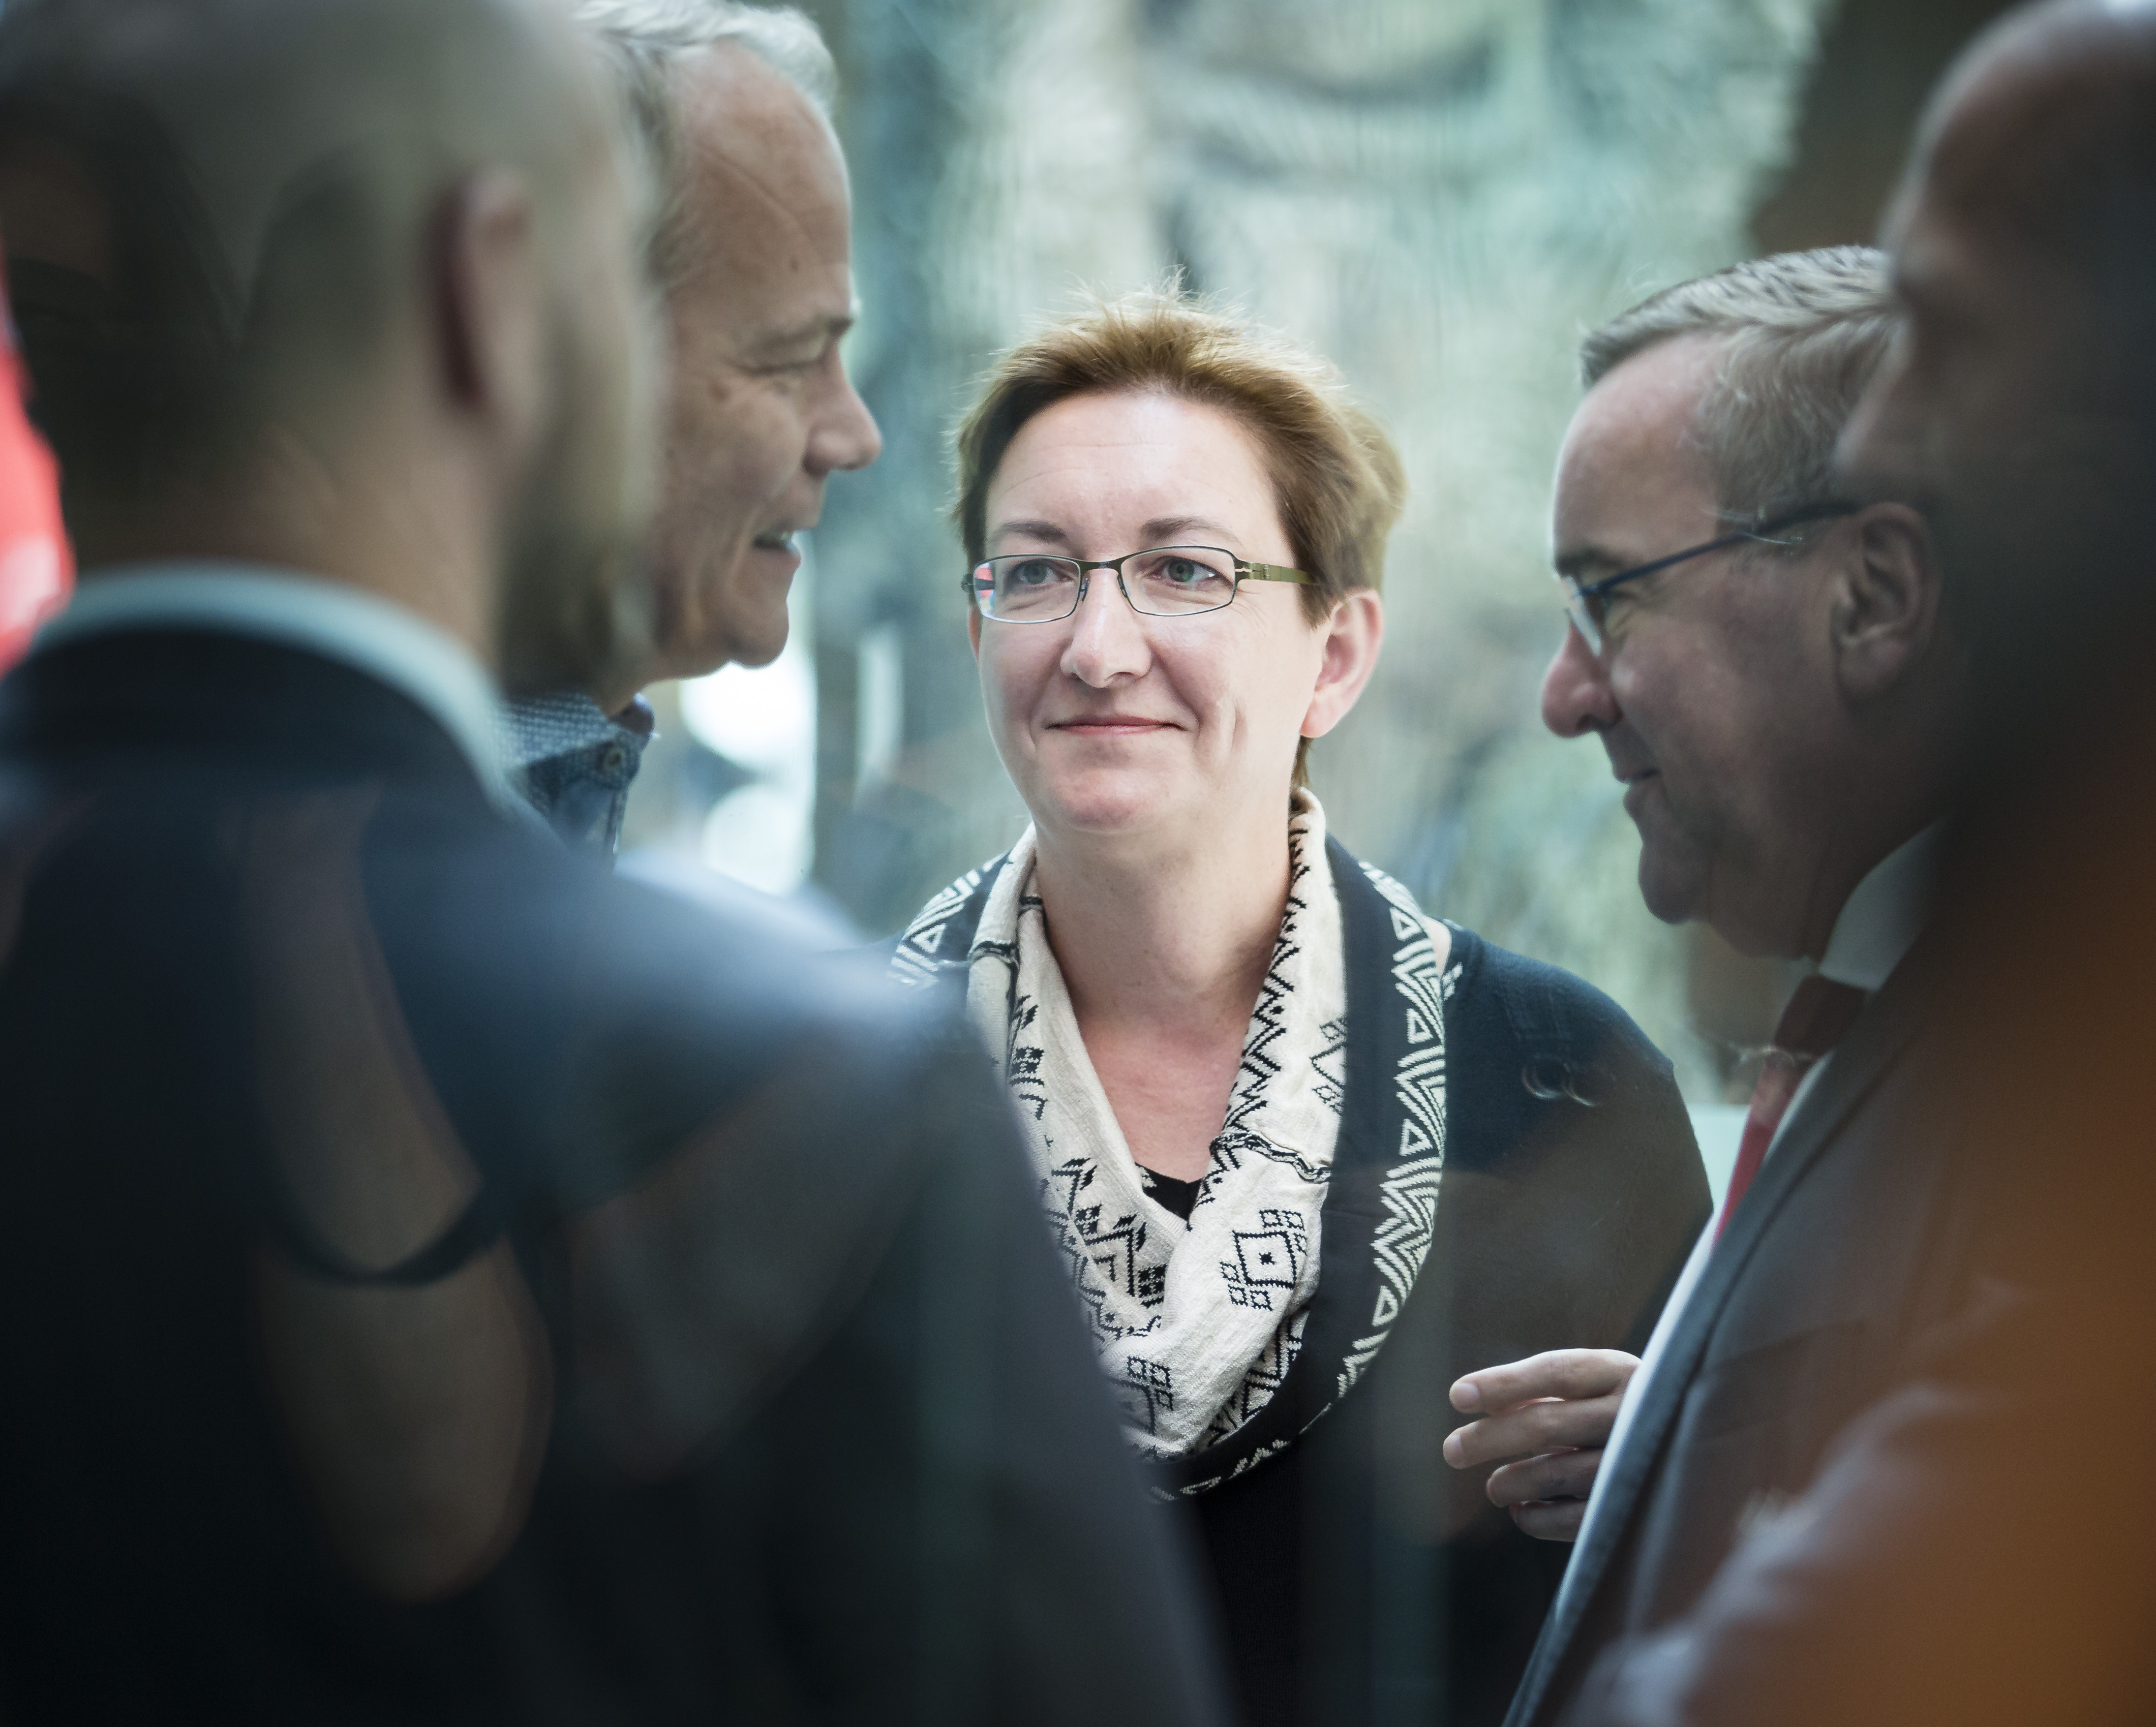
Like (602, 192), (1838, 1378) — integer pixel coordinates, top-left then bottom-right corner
(1581, 246), (1899, 531)
(574, 1), (833, 280)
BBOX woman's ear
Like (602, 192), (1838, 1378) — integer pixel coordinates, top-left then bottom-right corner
(1301, 588), (1385, 738)
(1831, 503), (1942, 701)
(966, 601), (982, 660)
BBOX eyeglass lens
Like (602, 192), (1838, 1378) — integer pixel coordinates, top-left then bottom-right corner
(1561, 583), (1604, 655)
(979, 546), (1239, 620)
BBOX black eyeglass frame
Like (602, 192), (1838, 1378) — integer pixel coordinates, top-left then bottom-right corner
(1559, 501), (1862, 654)
(960, 544), (1313, 623)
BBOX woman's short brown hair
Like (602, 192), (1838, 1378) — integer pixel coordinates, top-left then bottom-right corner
(955, 287), (1407, 628)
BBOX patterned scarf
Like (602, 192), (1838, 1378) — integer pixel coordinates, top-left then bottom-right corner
(987, 795), (1344, 1456)
(894, 798), (1458, 1491)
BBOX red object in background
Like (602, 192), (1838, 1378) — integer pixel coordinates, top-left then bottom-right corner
(0, 262), (71, 673)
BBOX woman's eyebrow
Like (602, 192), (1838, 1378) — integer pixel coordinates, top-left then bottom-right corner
(990, 518), (1072, 546)
(1141, 514), (1231, 544)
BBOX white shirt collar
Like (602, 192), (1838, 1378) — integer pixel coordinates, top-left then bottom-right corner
(1816, 823), (1940, 992)
(33, 560), (513, 808)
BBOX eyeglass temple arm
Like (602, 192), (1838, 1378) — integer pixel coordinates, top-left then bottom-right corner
(1574, 501), (1863, 601)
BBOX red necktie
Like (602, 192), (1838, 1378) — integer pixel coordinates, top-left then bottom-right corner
(1714, 975), (1870, 1241)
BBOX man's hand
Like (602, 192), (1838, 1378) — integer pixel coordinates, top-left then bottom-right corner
(1443, 1348), (1639, 1542)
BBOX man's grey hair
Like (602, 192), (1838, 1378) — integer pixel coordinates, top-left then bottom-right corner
(1581, 246), (1900, 533)
(574, 1), (835, 279)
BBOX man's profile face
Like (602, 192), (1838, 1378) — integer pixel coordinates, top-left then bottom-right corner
(644, 45), (880, 680)
(1541, 334), (1847, 958)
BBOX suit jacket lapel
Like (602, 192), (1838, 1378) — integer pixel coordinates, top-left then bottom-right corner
(1505, 946), (1937, 1727)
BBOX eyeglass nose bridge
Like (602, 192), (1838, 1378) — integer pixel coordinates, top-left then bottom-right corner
(1067, 557), (1145, 620)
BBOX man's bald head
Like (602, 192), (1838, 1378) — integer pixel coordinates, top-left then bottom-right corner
(0, 0), (630, 533)
(1911, 2), (2156, 375)
(1841, 0), (2156, 739)
(0, 0), (660, 695)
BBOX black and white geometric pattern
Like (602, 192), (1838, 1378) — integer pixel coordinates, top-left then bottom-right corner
(890, 801), (1462, 1490)
(1337, 861), (1456, 1400)
(894, 796), (1346, 1458)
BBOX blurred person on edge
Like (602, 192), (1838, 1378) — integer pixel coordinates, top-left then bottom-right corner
(500, 0), (878, 855)
(886, 286), (1710, 1727)
(0, 251), (69, 668)
(0, 2), (1226, 1721)
(1446, 249), (1977, 1727)
(1507, 5), (2156, 1723)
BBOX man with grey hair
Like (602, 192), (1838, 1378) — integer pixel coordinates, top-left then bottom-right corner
(503, 0), (880, 851)
(1434, 246), (1975, 1727)
(1481, 6), (2156, 1721)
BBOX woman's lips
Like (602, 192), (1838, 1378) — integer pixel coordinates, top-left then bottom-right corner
(1050, 719), (1176, 734)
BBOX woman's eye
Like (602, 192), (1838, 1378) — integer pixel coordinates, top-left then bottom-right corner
(1009, 560), (1060, 587)
(1161, 558), (1204, 584)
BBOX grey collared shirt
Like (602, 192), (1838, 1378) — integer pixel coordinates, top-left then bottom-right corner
(497, 691), (654, 855)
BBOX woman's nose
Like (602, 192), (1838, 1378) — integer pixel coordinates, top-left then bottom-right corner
(1540, 622), (1621, 737)
(1060, 574), (1151, 686)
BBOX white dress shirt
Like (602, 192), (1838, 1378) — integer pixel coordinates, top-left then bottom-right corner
(33, 560), (513, 807)
(1551, 824), (1940, 1603)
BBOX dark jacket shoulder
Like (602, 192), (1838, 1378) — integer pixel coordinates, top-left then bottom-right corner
(1442, 928), (1691, 1190)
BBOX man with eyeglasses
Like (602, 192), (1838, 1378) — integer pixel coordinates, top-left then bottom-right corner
(1501, 7), (2156, 1721)
(1441, 246), (1977, 1727)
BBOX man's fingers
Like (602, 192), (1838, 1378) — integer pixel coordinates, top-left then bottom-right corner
(1509, 1497), (1591, 1543)
(1443, 1392), (1624, 1469)
(1486, 1447), (1604, 1510)
(1449, 1347), (1638, 1416)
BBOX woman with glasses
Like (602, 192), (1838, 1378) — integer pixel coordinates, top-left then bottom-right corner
(889, 289), (1708, 1727)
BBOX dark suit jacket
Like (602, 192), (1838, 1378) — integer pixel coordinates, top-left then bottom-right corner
(1494, 735), (2156, 1727)
(1505, 939), (1976, 1727)
(0, 626), (1227, 1726)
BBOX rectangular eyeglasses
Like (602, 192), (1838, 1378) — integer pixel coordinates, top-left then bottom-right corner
(1558, 501), (1860, 654)
(962, 544), (1312, 623)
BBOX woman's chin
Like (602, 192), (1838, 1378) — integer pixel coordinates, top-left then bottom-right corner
(1028, 768), (1193, 840)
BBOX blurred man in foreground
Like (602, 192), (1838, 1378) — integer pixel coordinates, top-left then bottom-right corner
(0, 1), (1223, 1720)
(1529, 4), (2156, 1722)
(1442, 249), (1973, 1727)
(503, 0), (879, 852)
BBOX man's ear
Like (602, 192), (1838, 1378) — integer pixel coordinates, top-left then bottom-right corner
(1301, 588), (1385, 739)
(1831, 503), (1942, 701)
(428, 170), (546, 465)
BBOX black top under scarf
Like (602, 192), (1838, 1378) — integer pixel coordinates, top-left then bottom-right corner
(1139, 1168), (1204, 1222)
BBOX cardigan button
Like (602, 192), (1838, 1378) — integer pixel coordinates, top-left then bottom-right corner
(1522, 1058), (1594, 1105)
